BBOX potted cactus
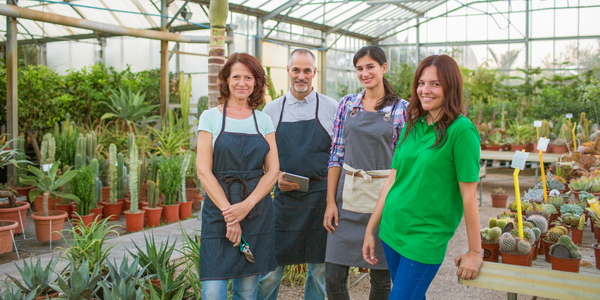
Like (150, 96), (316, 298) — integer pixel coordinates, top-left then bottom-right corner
(543, 225), (569, 263)
(71, 161), (100, 228)
(178, 151), (194, 220)
(499, 230), (534, 266)
(549, 236), (582, 273)
(144, 180), (162, 227)
(158, 155), (182, 224)
(527, 214), (548, 255)
(32, 134), (59, 213)
(21, 164), (79, 241)
(125, 143), (145, 232)
(570, 214), (586, 245)
(490, 187), (509, 208)
(481, 218), (503, 262)
(593, 243), (600, 270)
(117, 152), (127, 212)
(103, 144), (122, 220)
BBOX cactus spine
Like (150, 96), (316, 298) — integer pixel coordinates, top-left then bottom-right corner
(147, 180), (159, 208)
(128, 143), (139, 213)
(108, 144), (118, 204)
(179, 152), (192, 203)
(117, 153), (125, 199)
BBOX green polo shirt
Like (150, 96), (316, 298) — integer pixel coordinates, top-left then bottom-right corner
(379, 115), (480, 265)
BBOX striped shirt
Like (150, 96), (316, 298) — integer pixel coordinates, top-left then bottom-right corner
(328, 90), (409, 168)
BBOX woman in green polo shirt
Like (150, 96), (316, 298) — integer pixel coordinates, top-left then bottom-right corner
(362, 55), (483, 299)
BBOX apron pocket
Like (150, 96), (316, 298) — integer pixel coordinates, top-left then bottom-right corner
(341, 163), (390, 214)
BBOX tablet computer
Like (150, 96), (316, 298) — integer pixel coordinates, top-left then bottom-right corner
(284, 172), (309, 193)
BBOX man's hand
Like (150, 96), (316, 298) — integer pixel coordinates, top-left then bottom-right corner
(278, 172), (300, 192)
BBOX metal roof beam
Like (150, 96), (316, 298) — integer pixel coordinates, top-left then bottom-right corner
(394, 3), (424, 16)
(261, 0), (302, 22)
(167, 0), (191, 28)
(326, 4), (382, 34)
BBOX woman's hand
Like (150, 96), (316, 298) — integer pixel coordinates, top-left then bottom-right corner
(362, 231), (378, 265)
(454, 251), (483, 280)
(222, 201), (252, 225)
(278, 172), (300, 192)
(226, 222), (242, 247)
(323, 202), (339, 234)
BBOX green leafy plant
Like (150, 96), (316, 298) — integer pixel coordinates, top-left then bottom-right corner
(100, 257), (147, 300)
(108, 144), (118, 204)
(71, 164), (96, 216)
(127, 234), (182, 279)
(6, 256), (58, 297)
(0, 286), (38, 300)
(158, 155), (183, 206)
(101, 88), (159, 133)
(506, 121), (535, 145)
(49, 259), (102, 300)
(20, 164), (79, 216)
(149, 110), (192, 158)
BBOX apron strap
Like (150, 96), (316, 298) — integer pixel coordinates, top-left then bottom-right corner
(214, 102), (229, 147)
(275, 96), (286, 135)
(217, 174), (263, 217)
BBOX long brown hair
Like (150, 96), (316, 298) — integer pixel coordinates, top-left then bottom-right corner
(353, 46), (398, 110)
(401, 55), (463, 148)
(217, 53), (268, 109)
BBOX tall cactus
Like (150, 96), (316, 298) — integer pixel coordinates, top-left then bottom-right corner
(108, 144), (118, 204)
(138, 141), (147, 197)
(179, 152), (193, 203)
(76, 134), (86, 164)
(117, 153), (125, 199)
(147, 180), (159, 208)
(90, 158), (99, 205)
(86, 132), (97, 164)
(40, 133), (55, 165)
(128, 143), (139, 213)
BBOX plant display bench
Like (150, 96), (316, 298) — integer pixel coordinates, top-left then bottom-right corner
(458, 261), (600, 300)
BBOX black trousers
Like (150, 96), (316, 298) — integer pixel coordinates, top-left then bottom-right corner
(325, 262), (391, 300)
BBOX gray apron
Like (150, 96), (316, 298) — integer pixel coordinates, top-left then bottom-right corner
(325, 105), (394, 269)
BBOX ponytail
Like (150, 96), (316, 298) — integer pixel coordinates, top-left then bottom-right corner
(374, 77), (399, 111)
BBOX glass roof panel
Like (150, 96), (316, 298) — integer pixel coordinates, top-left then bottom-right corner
(323, 2), (366, 26)
(244, 0), (272, 9)
(260, 0), (286, 12)
(288, 3), (321, 19)
(109, 0), (152, 29)
(230, 0), (247, 5)
(35, 3), (82, 20)
(74, 0), (120, 25)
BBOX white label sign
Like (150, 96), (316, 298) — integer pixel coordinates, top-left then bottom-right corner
(511, 151), (529, 170)
(566, 113), (573, 119)
(533, 121), (542, 127)
(42, 164), (52, 172)
(537, 137), (550, 151)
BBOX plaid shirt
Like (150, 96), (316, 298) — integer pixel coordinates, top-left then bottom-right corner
(328, 90), (409, 168)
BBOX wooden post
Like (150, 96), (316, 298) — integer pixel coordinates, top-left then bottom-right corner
(6, 0), (18, 186)
(160, 0), (169, 116)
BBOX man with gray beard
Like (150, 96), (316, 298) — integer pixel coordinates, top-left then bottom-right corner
(259, 49), (338, 300)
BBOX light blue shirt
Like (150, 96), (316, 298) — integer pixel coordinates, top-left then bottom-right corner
(263, 89), (338, 137)
(198, 107), (275, 147)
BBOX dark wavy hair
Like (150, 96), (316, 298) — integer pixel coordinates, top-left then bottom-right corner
(353, 46), (398, 111)
(217, 53), (268, 109)
(401, 55), (464, 149)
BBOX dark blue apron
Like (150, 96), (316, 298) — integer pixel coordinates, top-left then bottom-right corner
(199, 104), (277, 281)
(273, 94), (330, 265)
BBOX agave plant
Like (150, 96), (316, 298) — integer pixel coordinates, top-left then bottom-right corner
(100, 257), (148, 300)
(149, 110), (192, 158)
(0, 286), (38, 300)
(6, 256), (58, 297)
(48, 259), (102, 300)
(101, 88), (159, 133)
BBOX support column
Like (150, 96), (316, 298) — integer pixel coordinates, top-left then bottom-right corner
(160, 0), (169, 116)
(38, 43), (47, 66)
(416, 17), (420, 62)
(255, 21), (263, 62)
(226, 27), (235, 56)
(6, 0), (18, 185)
(175, 42), (180, 76)
(319, 50), (327, 95)
(525, 0), (530, 87)
(98, 37), (106, 65)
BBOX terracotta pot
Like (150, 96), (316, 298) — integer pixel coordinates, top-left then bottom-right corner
(140, 183), (147, 199)
(549, 213), (559, 225)
(491, 194), (509, 208)
(71, 213), (97, 234)
(124, 209), (145, 232)
(193, 195), (205, 210)
(593, 244), (600, 270)
(573, 191), (581, 200)
(137, 200), (145, 209)
(118, 199), (126, 213)
(531, 242), (538, 261)
(90, 206), (103, 220)
(149, 278), (161, 288)
(140, 201), (149, 208)
(543, 238), (556, 263)
(501, 251), (532, 266)
(511, 144), (528, 152)
(34, 291), (59, 300)
(553, 145), (568, 154)
(481, 242), (499, 262)
(55, 203), (72, 221)
(571, 227), (583, 245)
(144, 207), (163, 228)
(550, 254), (582, 273)
(33, 195), (57, 212)
(485, 145), (503, 151)
(538, 235), (546, 255)
(101, 187), (110, 201)
(123, 199), (131, 212)
(14, 186), (34, 202)
(102, 202), (122, 221)
(162, 204), (180, 224)
(185, 188), (198, 202)
(0, 201), (30, 234)
(596, 227), (600, 244)
(179, 200), (193, 220)
(480, 144), (486, 150)
(591, 213), (597, 233)
(0, 221), (18, 254)
(532, 143), (539, 153)
(503, 145), (512, 151)
(31, 210), (68, 242)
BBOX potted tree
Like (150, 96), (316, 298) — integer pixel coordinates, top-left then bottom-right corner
(178, 151), (193, 220)
(0, 134), (31, 233)
(158, 156), (182, 224)
(102, 144), (122, 220)
(549, 236), (582, 273)
(71, 162), (99, 228)
(125, 143), (144, 232)
(144, 180), (162, 227)
(20, 164), (79, 241)
(490, 187), (509, 208)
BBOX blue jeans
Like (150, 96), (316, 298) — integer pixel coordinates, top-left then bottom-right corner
(258, 263), (326, 300)
(382, 241), (441, 300)
(202, 275), (260, 300)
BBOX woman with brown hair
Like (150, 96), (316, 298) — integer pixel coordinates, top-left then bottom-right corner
(362, 54), (482, 299)
(196, 52), (279, 300)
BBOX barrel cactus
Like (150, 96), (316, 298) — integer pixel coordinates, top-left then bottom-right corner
(527, 215), (548, 234)
(516, 239), (531, 255)
(499, 232), (516, 253)
(489, 217), (498, 229)
(547, 226), (568, 243)
(556, 235), (580, 259)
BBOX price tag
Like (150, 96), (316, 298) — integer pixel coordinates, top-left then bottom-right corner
(566, 113), (573, 119)
(533, 121), (542, 127)
(537, 137), (550, 151)
(42, 164), (53, 172)
(511, 151), (529, 170)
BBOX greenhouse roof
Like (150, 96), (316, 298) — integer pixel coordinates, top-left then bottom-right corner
(0, 0), (448, 44)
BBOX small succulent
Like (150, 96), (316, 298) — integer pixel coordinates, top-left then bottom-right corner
(499, 232), (516, 253)
(6, 256), (58, 297)
(527, 215), (549, 234)
(548, 189), (561, 197)
(481, 227), (502, 243)
(492, 187), (507, 195)
(541, 203), (558, 214)
(48, 259), (102, 300)
(523, 188), (545, 204)
(516, 239), (532, 255)
(550, 235), (580, 259)
(560, 203), (584, 216)
(548, 195), (565, 211)
(547, 226), (568, 243)
(535, 171), (565, 191)
(569, 175), (592, 192)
